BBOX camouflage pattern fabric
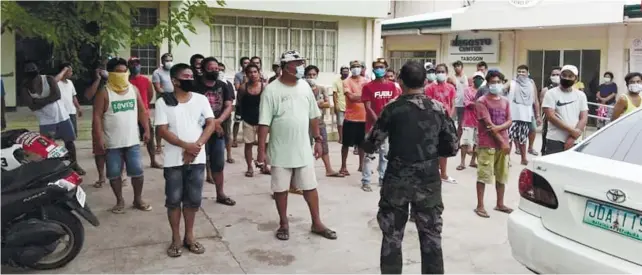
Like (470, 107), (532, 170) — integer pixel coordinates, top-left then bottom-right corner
(362, 93), (457, 274)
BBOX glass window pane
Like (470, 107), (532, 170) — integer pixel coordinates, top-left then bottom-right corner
(290, 29), (301, 52)
(238, 27), (250, 59)
(314, 30), (324, 68)
(325, 30), (336, 72)
(211, 25), (223, 61)
(563, 50), (581, 75)
(223, 26), (236, 71)
(575, 110), (642, 165)
(264, 28), (277, 64)
(543, 50), (561, 86)
(302, 30), (313, 65)
(527, 50), (544, 91)
(276, 29), (288, 60)
(251, 27), (263, 60)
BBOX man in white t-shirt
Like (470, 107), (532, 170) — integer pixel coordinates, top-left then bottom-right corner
(541, 65), (588, 155)
(55, 63), (82, 137)
(257, 50), (337, 241)
(155, 63), (217, 257)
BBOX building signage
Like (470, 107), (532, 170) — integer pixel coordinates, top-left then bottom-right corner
(508, 0), (542, 8)
(448, 32), (500, 64)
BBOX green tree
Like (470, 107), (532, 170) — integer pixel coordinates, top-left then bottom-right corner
(1, 0), (225, 73)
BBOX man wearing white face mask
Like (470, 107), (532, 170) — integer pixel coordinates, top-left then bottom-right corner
(257, 50), (337, 241)
(424, 62), (436, 87)
(153, 53), (175, 96)
(611, 72), (642, 121)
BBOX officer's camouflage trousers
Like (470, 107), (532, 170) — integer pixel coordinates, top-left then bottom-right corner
(377, 167), (444, 274)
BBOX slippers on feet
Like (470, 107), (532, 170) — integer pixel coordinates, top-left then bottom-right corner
(93, 180), (105, 188)
(133, 202), (152, 211)
(216, 197), (236, 206)
(494, 206), (514, 214)
(311, 228), (337, 240)
(339, 170), (350, 176)
(245, 171), (254, 177)
(456, 165), (466, 171)
(183, 240), (205, 254)
(469, 163), (478, 168)
(361, 184), (372, 192)
(275, 228), (289, 241)
(227, 158), (235, 164)
(326, 172), (344, 178)
(110, 204), (126, 214)
(474, 209), (490, 218)
(167, 244), (182, 257)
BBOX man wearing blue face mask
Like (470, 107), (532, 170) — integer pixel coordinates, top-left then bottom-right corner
(424, 62), (436, 87)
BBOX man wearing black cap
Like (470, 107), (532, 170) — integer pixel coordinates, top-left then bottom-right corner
(21, 62), (84, 174)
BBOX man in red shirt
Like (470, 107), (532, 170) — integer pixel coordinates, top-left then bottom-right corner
(128, 57), (161, 168)
(360, 58), (400, 192)
(425, 63), (457, 184)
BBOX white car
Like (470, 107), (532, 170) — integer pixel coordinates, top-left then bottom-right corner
(508, 109), (642, 274)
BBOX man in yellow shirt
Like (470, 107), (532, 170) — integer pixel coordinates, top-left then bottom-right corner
(333, 66), (350, 144)
(573, 81), (585, 91)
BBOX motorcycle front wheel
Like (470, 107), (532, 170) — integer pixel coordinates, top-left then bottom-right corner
(28, 205), (85, 270)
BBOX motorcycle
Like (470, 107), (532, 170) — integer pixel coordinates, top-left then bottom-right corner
(1, 129), (99, 270)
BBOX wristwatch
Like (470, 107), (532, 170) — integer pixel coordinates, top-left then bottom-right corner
(313, 136), (323, 143)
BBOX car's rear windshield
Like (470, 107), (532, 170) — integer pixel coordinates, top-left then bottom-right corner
(575, 109), (642, 166)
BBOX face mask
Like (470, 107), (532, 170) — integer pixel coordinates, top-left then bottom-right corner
(341, 73), (349, 79)
(205, 71), (219, 81)
(427, 73), (436, 82)
(106, 72), (130, 91)
(550, 76), (560, 84)
(489, 84), (503, 95)
(473, 78), (484, 88)
(517, 73), (528, 79)
(295, 65), (305, 79)
(351, 68), (362, 76)
(603, 77), (611, 83)
(164, 62), (173, 70)
(217, 73), (225, 81)
(436, 73), (447, 82)
(24, 72), (38, 79)
(373, 68), (386, 79)
(178, 79), (196, 91)
(131, 66), (141, 75)
(307, 79), (316, 86)
(560, 78), (574, 88)
(628, 83), (642, 93)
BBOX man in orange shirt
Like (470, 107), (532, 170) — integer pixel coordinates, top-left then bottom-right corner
(339, 60), (367, 176)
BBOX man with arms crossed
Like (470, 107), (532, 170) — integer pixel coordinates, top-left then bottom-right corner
(541, 65), (588, 155)
(155, 63), (217, 257)
(257, 50), (336, 241)
(332, 66), (350, 144)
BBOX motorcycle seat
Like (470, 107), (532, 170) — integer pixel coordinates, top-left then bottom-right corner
(0, 129), (29, 149)
(1, 159), (69, 193)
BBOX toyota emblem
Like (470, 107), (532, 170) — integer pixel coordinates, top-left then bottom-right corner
(606, 189), (626, 204)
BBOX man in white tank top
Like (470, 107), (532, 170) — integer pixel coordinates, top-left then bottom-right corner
(20, 62), (85, 174)
(92, 58), (151, 214)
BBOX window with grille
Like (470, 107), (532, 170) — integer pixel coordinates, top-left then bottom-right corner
(388, 51), (438, 72)
(210, 16), (338, 72)
(131, 7), (159, 75)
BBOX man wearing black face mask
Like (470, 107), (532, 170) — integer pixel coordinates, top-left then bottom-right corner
(541, 65), (588, 155)
(197, 57), (236, 206)
(190, 54), (205, 82)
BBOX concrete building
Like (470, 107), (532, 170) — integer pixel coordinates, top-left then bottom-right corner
(382, 0), (642, 97)
(0, 1), (390, 108)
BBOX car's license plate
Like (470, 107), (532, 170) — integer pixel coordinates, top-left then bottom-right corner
(583, 200), (642, 241)
(76, 186), (86, 208)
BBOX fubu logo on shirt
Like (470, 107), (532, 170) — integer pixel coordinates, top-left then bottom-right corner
(374, 90), (394, 99)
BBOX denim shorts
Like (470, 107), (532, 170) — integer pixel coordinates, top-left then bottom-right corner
(164, 164), (205, 209)
(207, 136), (226, 173)
(40, 119), (75, 142)
(105, 145), (144, 180)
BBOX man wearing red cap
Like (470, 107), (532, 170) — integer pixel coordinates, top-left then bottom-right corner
(129, 57), (161, 168)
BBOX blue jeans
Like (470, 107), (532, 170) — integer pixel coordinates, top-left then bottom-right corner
(105, 145), (143, 180)
(361, 139), (388, 186)
(207, 136), (226, 173)
(164, 164), (205, 209)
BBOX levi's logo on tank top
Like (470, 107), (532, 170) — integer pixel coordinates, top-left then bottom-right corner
(111, 99), (136, 113)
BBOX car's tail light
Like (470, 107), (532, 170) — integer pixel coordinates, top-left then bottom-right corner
(518, 169), (558, 209)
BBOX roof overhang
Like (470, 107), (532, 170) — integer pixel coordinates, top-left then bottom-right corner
(381, 7), (466, 32)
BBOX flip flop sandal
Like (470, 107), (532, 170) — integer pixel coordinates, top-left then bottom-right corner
(216, 197), (236, 206)
(474, 209), (490, 218)
(456, 165), (466, 171)
(528, 149), (539, 156)
(110, 204), (126, 214)
(231, 143), (238, 148)
(206, 178), (214, 183)
(245, 171), (254, 178)
(441, 177), (457, 184)
(494, 206), (514, 214)
(151, 163), (163, 169)
(361, 185), (372, 192)
(326, 172), (344, 178)
(311, 228), (337, 240)
(339, 170), (351, 176)
(167, 244), (183, 257)
(133, 202), (153, 211)
(227, 158), (235, 164)
(275, 228), (290, 241)
(183, 241), (205, 254)
(469, 163), (478, 168)
(260, 168), (271, 175)
(93, 180), (105, 188)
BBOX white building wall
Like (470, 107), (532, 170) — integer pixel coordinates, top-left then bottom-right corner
(392, 0), (463, 18)
(209, 0), (390, 18)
